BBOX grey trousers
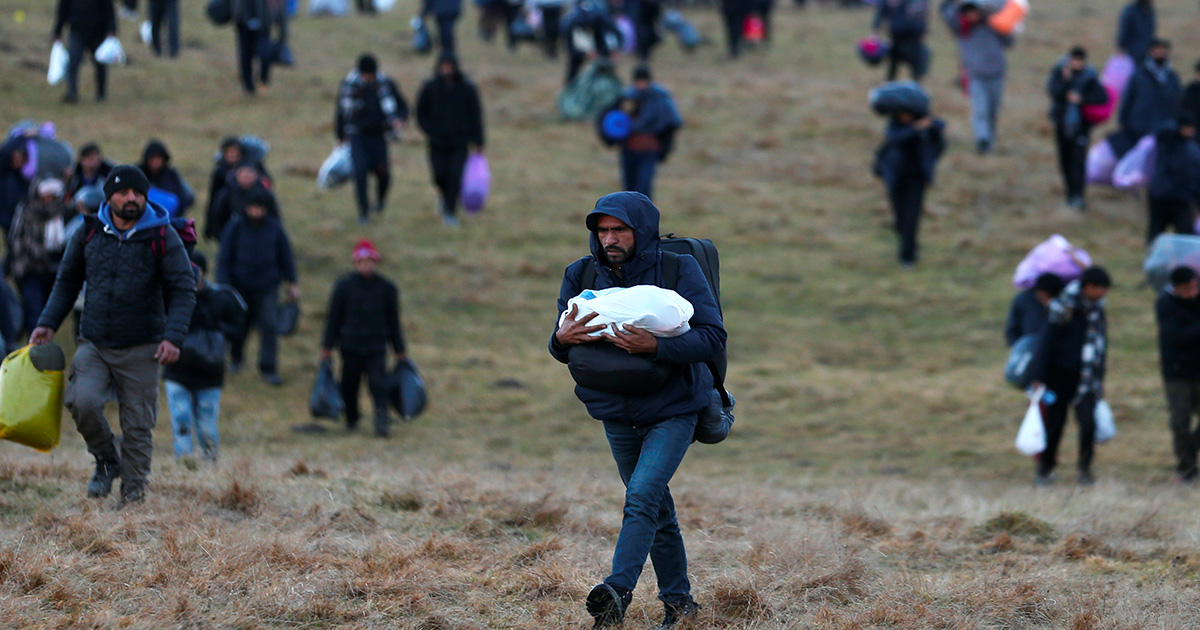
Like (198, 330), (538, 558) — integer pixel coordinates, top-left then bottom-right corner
(1166, 378), (1200, 477)
(65, 340), (160, 485)
(968, 73), (1005, 144)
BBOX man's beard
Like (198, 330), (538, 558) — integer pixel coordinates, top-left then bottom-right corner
(602, 246), (632, 266)
(115, 201), (145, 222)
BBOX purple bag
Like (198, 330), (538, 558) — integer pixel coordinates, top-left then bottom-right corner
(616, 15), (637, 54)
(1102, 54), (1134, 95)
(1113, 135), (1156, 190)
(1086, 139), (1117, 185)
(1013, 235), (1093, 290)
(460, 154), (491, 214)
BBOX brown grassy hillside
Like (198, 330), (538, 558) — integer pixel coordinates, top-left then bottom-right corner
(3, 0), (1200, 627)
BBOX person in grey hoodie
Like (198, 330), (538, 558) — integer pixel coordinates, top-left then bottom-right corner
(941, 0), (1012, 154)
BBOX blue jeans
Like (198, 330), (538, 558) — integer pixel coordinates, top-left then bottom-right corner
(165, 380), (222, 460)
(621, 149), (659, 200)
(602, 413), (696, 602)
(968, 73), (1005, 145)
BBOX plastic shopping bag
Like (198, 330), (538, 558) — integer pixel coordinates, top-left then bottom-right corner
(1144, 234), (1200, 291)
(461, 154), (490, 214)
(94, 36), (126, 66)
(373, 0), (396, 11)
(140, 20), (152, 45)
(1086, 139), (1117, 185)
(309, 359), (344, 419)
(1113, 134), (1156, 190)
(389, 359), (427, 420)
(317, 144), (353, 190)
(1094, 400), (1116, 444)
(277, 300), (300, 337)
(1015, 387), (1046, 456)
(47, 41), (69, 85)
(0, 344), (66, 452)
(560, 286), (695, 338)
(1102, 54), (1135, 96)
(1012, 235), (1092, 290)
(987, 0), (1028, 36)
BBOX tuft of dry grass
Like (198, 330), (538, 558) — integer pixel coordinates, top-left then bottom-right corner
(972, 511), (1058, 542)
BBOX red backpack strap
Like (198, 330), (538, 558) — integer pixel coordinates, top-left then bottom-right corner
(153, 226), (167, 259)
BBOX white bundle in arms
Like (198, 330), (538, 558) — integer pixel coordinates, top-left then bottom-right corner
(559, 285), (694, 338)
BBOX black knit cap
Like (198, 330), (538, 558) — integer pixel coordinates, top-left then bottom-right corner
(358, 54), (378, 75)
(103, 165), (151, 200)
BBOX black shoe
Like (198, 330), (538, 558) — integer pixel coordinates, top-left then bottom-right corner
(374, 413), (393, 438)
(86, 451), (121, 498)
(119, 480), (145, 506)
(1033, 467), (1056, 486)
(62, 93), (79, 104)
(659, 599), (701, 629)
(976, 139), (991, 155)
(261, 372), (284, 387)
(586, 583), (630, 629)
(1077, 470), (1095, 486)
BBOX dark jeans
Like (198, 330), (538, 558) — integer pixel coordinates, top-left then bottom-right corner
(149, 0), (181, 57)
(235, 24), (271, 93)
(349, 134), (391, 217)
(602, 414), (696, 602)
(66, 32), (106, 100)
(429, 144), (469, 216)
(621, 149), (659, 200)
(888, 176), (925, 264)
(721, 8), (748, 58)
(1147, 196), (1195, 244)
(541, 5), (563, 58)
(230, 285), (279, 374)
(634, 1), (662, 59)
(1054, 125), (1088, 202)
(887, 34), (927, 81)
(1040, 369), (1096, 474)
(17, 272), (57, 335)
(356, 0), (375, 13)
(435, 13), (459, 55)
(339, 347), (390, 429)
(1165, 378), (1200, 478)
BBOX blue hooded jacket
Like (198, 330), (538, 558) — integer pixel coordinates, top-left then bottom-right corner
(549, 192), (726, 424)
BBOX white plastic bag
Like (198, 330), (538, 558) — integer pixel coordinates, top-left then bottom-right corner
(373, 0), (396, 11)
(1015, 387), (1046, 456)
(95, 36), (126, 66)
(47, 41), (69, 85)
(140, 20), (152, 46)
(317, 144), (353, 190)
(1113, 135), (1156, 190)
(1094, 400), (1116, 443)
(559, 285), (694, 338)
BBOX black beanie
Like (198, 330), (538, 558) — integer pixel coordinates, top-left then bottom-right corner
(358, 54), (378, 75)
(103, 165), (151, 200)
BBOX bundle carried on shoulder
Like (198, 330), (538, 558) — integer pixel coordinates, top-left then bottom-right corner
(1012, 235), (1092, 289)
(869, 81), (930, 118)
(1144, 234), (1200, 291)
(558, 60), (623, 122)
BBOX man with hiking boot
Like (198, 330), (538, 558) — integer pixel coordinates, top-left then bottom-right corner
(1155, 266), (1200, 483)
(1032, 266), (1111, 487)
(550, 192), (726, 629)
(31, 165), (197, 505)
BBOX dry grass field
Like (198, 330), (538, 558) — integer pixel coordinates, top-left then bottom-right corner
(4, 0), (1200, 627)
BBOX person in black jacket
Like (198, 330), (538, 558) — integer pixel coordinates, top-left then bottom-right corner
(205, 162), (277, 241)
(320, 239), (406, 436)
(1116, 38), (1180, 155)
(233, 0), (272, 95)
(1156, 266), (1200, 482)
(1035, 266), (1110, 486)
(416, 53), (485, 227)
(872, 0), (929, 81)
(873, 106), (945, 267)
(65, 143), (114, 201)
(1005, 273), (1065, 347)
(139, 140), (195, 217)
(336, 55), (409, 224)
(148, 0), (181, 58)
(0, 135), (32, 235)
(163, 251), (246, 462)
(1146, 118), (1200, 243)
(1117, 0), (1155, 65)
(207, 138), (270, 233)
(1181, 60), (1200, 127)
(1047, 47), (1110, 210)
(31, 165), (197, 505)
(217, 191), (298, 386)
(53, 0), (117, 103)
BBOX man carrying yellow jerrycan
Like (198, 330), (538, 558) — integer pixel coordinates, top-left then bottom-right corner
(22, 165), (196, 507)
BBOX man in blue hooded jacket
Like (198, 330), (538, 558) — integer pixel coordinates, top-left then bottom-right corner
(550, 192), (725, 629)
(616, 65), (682, 201)
(31, 165), (197, 505)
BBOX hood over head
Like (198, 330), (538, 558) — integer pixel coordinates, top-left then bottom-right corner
(586, 191), (661, 275)
(142, 139), (171, 165)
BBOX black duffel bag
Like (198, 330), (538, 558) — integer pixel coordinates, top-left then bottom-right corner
(206, 0), (233, 25)
(568, 342), (672, 396)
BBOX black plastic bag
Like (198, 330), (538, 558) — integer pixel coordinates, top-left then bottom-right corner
(869, 81), (930, 118)
(568, 342), (671, 396)
(694, 389), (736, 444)
(389, 359), (428, 420)
(278, 301), (300, 337)
(310, 359), (344, 419)
(206, 0), (233, 24)
(178, 328), (226, 374)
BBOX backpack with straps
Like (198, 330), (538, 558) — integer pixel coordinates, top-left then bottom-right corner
(578, 234), (730, 409)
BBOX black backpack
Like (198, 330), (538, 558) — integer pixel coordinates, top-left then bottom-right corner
(578, 234), (730, 407)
